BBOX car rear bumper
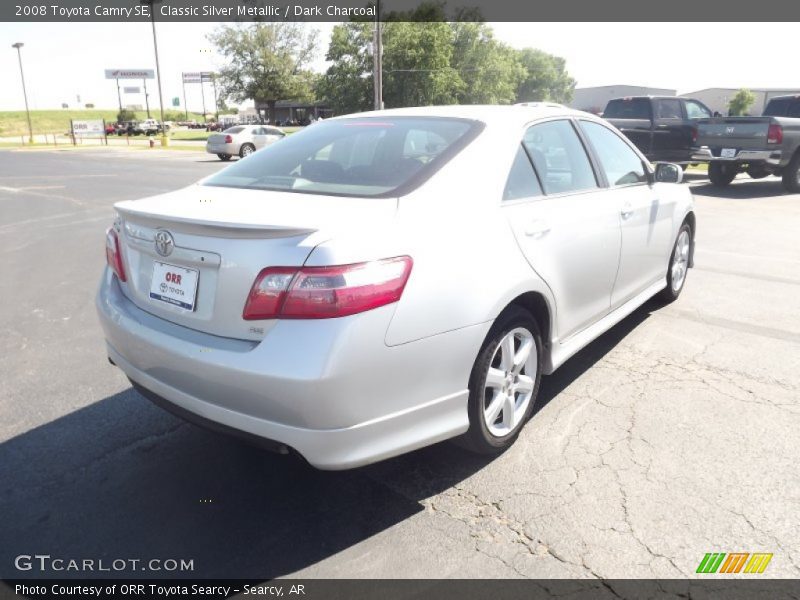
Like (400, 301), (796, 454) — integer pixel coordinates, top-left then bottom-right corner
(691, 146), (783, 166)
(96, 269), (482, 469)
(205, 142), (237, 155)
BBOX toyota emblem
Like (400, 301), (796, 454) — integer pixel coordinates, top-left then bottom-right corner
(154, 230), (174, 257)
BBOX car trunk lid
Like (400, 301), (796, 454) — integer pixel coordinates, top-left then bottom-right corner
(113, 184), (397, 340)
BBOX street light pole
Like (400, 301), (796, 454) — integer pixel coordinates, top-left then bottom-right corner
(12, 42), (34, 144)
(141, 0), (167, 144)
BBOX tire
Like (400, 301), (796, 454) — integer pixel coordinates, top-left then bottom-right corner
(217, 154), (232, 161)
(746, 164), (770, 180)
(239, 143), (255, 158)
(658, 223), (692, 303)
(708, 162), (738, 187)
(457, 306), (543, 455)
(781, 153), (800, 194)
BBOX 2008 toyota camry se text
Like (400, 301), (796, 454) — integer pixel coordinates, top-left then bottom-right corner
(96, 104), (695, 469)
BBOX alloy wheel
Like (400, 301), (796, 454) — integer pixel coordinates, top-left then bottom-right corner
(483, 327), (537, 437)
(671, 230), (690, 292)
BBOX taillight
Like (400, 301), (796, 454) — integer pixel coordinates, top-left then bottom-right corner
(243, 256), (413, 320)
(224, 134), (233, 143)
(691, 126), (698, 144)
(767, 123), (783, 144)
(105, 227), (126, 282)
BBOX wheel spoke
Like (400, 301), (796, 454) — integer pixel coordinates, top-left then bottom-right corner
(484, 392), (505, 424)
(500, 335), (515, 372)
(486, 368), (506, 390)
(512, 337), (533, 374)
(515, 374), (535, 394)
(501, 394), (516, 429)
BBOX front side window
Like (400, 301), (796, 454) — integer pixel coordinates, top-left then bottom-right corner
(203, 117), (478, 197)
(655, 99), (683, 119)
(522, 120), (598, 195)
(685, 100), (711, 119)
(580, 121), (647, 186)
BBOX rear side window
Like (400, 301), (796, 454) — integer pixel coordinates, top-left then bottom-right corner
(603, 98), (652, 120)
(655, 99), (683, 119)
(224, 126), (245, 134)
(522, 120), (598, 195)
(580, 121), (647, 186)
(503, 145), (543, 201)
(685, 100), (711, 119)
(203, 117), (479, 197)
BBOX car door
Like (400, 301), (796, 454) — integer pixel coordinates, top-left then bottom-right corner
(251, 127), (269, 149)
(265, 127), (286, 146)
(502, 119), (622, 341)
(651, 98), (686, 160)
(578, 119), (674, 308)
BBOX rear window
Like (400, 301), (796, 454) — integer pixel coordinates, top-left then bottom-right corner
(203, 117), (479, 197)
(223, 126), (246, 134)
(764, 97), (800, 117)
(603, 98), (652, 120)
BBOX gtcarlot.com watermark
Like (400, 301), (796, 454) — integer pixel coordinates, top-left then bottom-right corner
(14, 554), (194, 573)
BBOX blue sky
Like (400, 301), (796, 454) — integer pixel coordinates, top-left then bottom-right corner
(1, 22), (797, 111)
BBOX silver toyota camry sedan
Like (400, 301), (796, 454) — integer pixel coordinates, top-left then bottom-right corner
(97, 105), (695, 469)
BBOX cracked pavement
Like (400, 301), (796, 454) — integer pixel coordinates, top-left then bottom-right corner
(1, 152), (798, 580)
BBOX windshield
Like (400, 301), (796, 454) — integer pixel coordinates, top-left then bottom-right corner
(202, 116), (479, 197)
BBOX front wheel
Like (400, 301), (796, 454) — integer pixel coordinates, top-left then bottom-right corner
(658, 223), (692, 303)
(239, 143), (255, 158)
(708, 162), (738, 187)
(458, 306), (542, 455)
(781, 153), (800, 194)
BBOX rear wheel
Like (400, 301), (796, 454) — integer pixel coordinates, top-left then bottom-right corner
(239, 143), (255, 158)
(217, 154), (231, 161)
(659, 223), (692, 303)
(781, 153), (800, 193)
(458, 306), (542, 455)
(708, 162), (738, 187)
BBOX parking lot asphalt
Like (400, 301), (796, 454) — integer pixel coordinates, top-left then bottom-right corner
(1, 149), (798, 580)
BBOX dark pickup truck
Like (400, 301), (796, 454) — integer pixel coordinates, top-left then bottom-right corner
(692, 95), (800, 192)
(603, 96), (714, 166)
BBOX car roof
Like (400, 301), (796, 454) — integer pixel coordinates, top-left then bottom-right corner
(330, 104), (593, 129)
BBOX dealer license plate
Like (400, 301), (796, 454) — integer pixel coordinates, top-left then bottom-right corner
(721, 148), (737, 158)
(149, 261), (199, 311)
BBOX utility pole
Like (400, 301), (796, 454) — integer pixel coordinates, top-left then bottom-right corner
(181, 75), (188, 120)
(143, 78), (151, 117)
(12, 42), (34, 143)
(116, 77), (122, 113)
(372, 0), (383, 111)
(141, 0), (168, 144)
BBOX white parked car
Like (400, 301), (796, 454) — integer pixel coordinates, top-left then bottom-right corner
(206, 124), (286, 161)
(97, 105), (695, 469)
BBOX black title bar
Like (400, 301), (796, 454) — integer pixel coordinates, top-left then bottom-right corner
(4, 0), (800, 22)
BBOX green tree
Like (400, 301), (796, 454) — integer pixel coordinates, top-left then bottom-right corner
(728, 88), (756, 116)
(209, 23), (319, 123)
(116, 108), (135, 123)
(314, 22), (374, 115)
(450, 22), (524, 104)
(515, 48), (576, 104)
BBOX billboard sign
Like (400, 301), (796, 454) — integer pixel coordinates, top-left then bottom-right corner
(71, 120), (105, 137)
(123, 86), (141, 94)
(183, 71), (215, 83)
(105, 69), (154, 80)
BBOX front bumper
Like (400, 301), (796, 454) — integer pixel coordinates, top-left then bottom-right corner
(96, 270), (484, 469)
(691, 146), (783, 166)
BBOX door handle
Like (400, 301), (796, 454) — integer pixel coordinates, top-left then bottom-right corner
(620, 203), (634, 219)
(525, 219), (551, 237)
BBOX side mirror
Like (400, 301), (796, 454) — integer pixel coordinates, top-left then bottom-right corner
(654, 162), (683, 184)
